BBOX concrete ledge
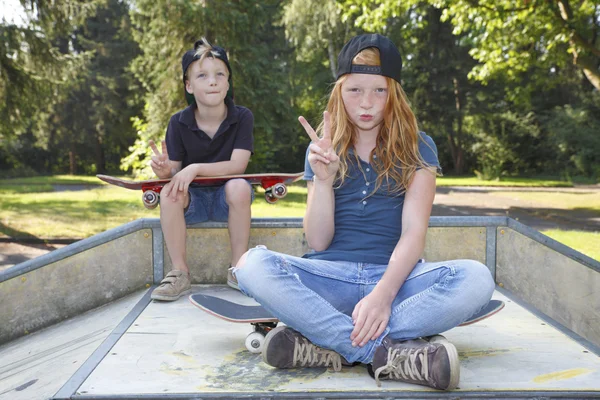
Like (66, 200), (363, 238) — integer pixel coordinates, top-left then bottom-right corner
(0, 230), (153, 345)
(497, 226), (600, 347)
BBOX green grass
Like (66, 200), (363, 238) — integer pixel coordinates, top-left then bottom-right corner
(437, 176), (574, 187)
(493, 191), (600, 214)
(0, 181), (307, 239)
(0, 174), (106, 185)
(541, 230), (600, 261)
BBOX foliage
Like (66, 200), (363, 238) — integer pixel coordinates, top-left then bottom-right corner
(541, 101), (600, 178)
(2, 0), (600, 181)
(0, 0), (141, 175)
(340, 0), (600, 91)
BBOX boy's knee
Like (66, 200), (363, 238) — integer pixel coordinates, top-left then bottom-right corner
(159, 192), (188, 209)
(225, 179), (252, 205)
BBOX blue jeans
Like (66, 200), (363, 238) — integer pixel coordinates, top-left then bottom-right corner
(235, 246), (495, 364)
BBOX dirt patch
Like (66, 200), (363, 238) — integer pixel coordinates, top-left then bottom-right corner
(0, 242), (67, 271)
(433, 186), (600, 232)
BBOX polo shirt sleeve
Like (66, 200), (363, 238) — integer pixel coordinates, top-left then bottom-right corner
(303, 144), (314, 181)
(233, 108), (254, 153)
(418, 132), (442, 174)
(165, 115), (185, 162)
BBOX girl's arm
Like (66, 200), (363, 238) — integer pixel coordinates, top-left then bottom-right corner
(372, 167), (436, 300)
(300, 111), (339, 251)
(304, 177), (335, 251)
(350, 167), (436, 346)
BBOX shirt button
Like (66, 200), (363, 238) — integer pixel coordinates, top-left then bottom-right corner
(362, 190), (366, 194)
(362, 201), (367, 205)
(366, 168), (370, 172)
(366, 182), (370, 186)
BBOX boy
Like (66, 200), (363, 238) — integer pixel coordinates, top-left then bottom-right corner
(233, 34), (494, 390)
(150, 38), (254, 301)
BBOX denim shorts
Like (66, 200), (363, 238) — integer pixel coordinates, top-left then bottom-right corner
(184, 181), (254, 225)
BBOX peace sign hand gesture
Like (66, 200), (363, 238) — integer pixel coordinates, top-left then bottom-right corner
(149, 140), (171, 179)
(300, 111), (339, 182)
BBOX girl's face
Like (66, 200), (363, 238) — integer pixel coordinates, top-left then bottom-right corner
(185, 57), (230, 108)
(341, 73), (388, 135)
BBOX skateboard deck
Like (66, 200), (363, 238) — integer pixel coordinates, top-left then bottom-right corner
(97, 172), (304, 209)
(189, 292), (504, 352)
(189, 292), (277, 353)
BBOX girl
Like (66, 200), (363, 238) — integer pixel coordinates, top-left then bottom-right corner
(234, 34), (494, 390)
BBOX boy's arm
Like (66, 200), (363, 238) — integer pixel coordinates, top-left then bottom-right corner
(182, 148), (251, 177)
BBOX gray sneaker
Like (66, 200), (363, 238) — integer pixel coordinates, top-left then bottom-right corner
(370, 335), (460, 390)
(227, 266), (240, 291)
(262, 326), (350, 371)
(151, 270), (191, 301)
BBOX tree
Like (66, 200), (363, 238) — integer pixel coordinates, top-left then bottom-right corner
(283, 0), (351, 79)
(341, 0), (600, 91)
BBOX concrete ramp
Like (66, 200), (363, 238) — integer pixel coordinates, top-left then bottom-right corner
(0, 217), (599, 399)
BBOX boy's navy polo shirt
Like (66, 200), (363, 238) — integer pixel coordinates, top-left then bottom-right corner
(165, 97), (254, 169)
(302, 132), (441, 265)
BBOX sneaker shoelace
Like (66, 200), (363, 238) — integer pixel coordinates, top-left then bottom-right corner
(374, 347), (429, 387)
(292, 337), (342, 371)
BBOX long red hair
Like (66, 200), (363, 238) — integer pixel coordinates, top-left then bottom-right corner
(316, 48), (436, 194)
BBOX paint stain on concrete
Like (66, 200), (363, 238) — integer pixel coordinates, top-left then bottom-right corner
(197, 349), (345, 391)
(533, 368), (592, 383)
(459, 348), (519, 359)
(159, 362), (188, 376)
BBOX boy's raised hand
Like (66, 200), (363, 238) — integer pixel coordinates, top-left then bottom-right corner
(149, 140), (171, 179)
(300, 111), (339, 182)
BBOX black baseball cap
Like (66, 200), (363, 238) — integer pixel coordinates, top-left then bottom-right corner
(181, 39), (234, 104)
(336, 34), (402, 83)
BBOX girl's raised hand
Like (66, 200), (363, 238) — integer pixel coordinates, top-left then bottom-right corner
(299, 111), (339, 181)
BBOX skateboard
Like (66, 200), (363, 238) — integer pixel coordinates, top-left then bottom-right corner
(189, 292), (504, 353)
(97, 172), (304, 209)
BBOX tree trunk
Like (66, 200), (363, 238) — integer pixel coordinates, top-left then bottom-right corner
(556, 0), (600, 90)
(452, 77), (465, 174)
(573, 52), (600, 91)
(69, 150), (76, 175)
(95, 133), (106, 174)
(327, 38), (337, 80)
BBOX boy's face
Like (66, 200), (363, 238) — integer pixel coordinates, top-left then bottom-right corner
(341, 73), (388, 134)
(185, 57), (230, 108)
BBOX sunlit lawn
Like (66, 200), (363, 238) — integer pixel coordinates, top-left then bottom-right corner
(542, 230), (600, 261)
(0, 182), (306, 239)
(436, 176), (574, 187)
(493, 191), (600, 213)
(1, 175), (598, 261)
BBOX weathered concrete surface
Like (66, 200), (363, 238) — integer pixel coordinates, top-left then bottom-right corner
(424, 227), (487, 264)
(0, 230), (153, 345)
(0, 290), (145, 400)
(164, 227), (309, 282)
(496, 228), (600, 347)
(162, 226), (487, 282)
(79, 288), (600, 396)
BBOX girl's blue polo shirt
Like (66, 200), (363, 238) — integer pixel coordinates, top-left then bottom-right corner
(302, 132), (440, 265)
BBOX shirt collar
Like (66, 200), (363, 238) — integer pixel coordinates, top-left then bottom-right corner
(179, 97), (239, 131)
